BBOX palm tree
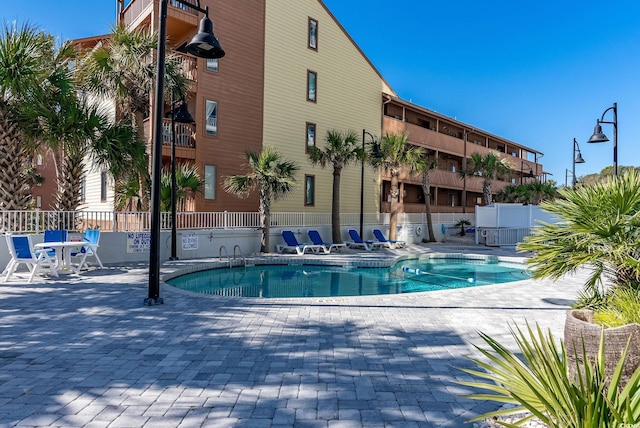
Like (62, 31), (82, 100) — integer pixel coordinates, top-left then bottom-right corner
(528, 181), (558, 205)
(308, 130), (361, 243)
(77, 23), (189, 209)
(0, 23), (54, 210)
(460, 152), (512, 205)
(224, 147), (299, 253)
(160, 163), (203, 212)
(519, 170), (640, 296)
(370, 132), (425, 240)
(23, 89), (141, 213)
(416, 153), (439, 242)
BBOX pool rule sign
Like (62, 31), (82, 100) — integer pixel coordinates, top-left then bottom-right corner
(127, 232), (151, 253)
(182, 233), (198, 250)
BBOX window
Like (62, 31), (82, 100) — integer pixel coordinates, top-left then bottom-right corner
(36, 196), (42, 208)
(80, 177), (86, 202)
(307, 70), (317, 102)
(205, 164), (216, 200)
(308, 18), (318, 50)
(100, 172), (107, 202)
(304, 175), (315, 206)
(36, 154), (43, 165)
(206, 58), (219, 72)
(205, 100), (217, 135)
(305, 122), (316, 152)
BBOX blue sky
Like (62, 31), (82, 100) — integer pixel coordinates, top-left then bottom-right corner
(3, 0), (639, 185)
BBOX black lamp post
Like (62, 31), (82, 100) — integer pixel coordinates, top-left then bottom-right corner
(587, 102), (617, 177)
(169, 95), (195, 260)
(520, 160), (535, 185)
(145, 0), (224, 306)
(360, 130), (378, 238)
(572, 138), (585, 188)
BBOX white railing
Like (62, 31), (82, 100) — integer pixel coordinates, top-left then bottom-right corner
(0, 210), (475, 234)
(481, 227), (533, 247)
(162, 120), (196, 148)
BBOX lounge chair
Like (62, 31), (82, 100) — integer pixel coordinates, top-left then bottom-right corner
(276, 230), (324, 255)
(307, 230), (346, 253)
(372, 229), (406, 249)
(346, 229), (385, 251)
(2, 234), (59, 283)
(69, 229), (104, 272)
(42, 229), (68, 266)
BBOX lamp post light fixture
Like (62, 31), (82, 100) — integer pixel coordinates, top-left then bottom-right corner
(572, 138), (585, 188)
(520, 160), (535, 185)
(169, 95), (195, 260)
(146, 0), (224, 306)
(587, 102), (617, 177)
(360, 129), (377, 238)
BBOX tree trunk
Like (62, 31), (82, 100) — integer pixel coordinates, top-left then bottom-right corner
(135, 110), (150, 211)
(389, 173), (400, 240)
(331, 167), (342, 243)
(0, 105), (34, 210)
(482, 179), (492, 205)
(260, 191), (270, 253)
(422, 172), (436, 242)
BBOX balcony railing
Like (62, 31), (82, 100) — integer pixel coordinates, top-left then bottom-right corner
(176, 53), (197, 82)
(162, 119), (195, 148)
(120, 0), (197, 27)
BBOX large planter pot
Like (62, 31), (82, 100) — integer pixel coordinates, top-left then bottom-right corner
(564, 309), (640, 387)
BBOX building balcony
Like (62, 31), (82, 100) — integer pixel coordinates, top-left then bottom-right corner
(143, 118), (196, 160)
(119, 0), (199, 41)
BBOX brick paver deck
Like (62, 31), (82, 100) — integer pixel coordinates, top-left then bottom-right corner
(0, 243), (584, 427)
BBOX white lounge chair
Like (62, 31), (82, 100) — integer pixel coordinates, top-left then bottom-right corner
(373, 229), (406, 249)
(307, 230), (346, 253)
(276, 230), (324, 255)
(345, 229), (385, 251)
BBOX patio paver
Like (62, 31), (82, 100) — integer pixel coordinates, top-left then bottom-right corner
(0, 243), (584, 427)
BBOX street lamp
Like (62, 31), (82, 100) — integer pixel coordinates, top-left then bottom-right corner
(360, 130), (378, 238)
(565, 169), (573, 187)
(572, 138), (585, 188)
(169, 95), (195, 260)
(520, 160), (535, 184)
(146, 0), (224, 306)
(587, 102), (617, 177)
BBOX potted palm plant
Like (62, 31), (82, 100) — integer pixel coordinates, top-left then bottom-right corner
(518, 170), (640, 386)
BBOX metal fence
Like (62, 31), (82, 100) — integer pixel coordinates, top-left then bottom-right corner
(0, 210), (475, 234)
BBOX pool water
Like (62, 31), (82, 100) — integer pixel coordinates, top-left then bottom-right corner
(166, 258), (531, 298)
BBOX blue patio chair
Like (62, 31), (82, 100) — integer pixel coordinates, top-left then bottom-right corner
(346, 229), (384, 251)
(307, 230), (345, 253)
(2, 234), (59, 283)
(372, 229), (406, 249)
(276, 230), (324, 255)
(43, 229), (68, 265)
(69, 229), (103, 272)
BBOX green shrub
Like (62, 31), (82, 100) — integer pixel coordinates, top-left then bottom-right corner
(458, 322), (640, 427)
(594, 288), (640, 328)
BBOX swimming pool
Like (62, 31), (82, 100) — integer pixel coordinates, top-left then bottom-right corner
(166, 256), (531, 298)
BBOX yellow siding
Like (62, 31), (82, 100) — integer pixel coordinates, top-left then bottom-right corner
(264, 0), (384, 213)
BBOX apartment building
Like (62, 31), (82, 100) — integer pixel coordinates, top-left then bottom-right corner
(67, 0), (543, 215)
(382, 97), (544, 213)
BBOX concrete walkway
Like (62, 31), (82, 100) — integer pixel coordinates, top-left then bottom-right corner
(0, 242), (585, 427)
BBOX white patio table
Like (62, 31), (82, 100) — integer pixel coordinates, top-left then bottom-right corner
(34, 241), (88, 274)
